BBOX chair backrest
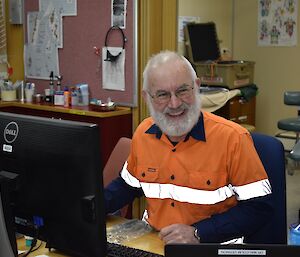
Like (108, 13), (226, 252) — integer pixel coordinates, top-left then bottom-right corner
(103, 137), (132, 217)
(244, 132), (287, 244)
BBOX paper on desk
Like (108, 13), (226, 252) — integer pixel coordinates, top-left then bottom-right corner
(107, 219), (152, 244)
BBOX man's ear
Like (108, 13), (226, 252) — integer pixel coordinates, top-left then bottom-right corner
(195, 78), (201, 88)
(142, 90), (148, 102)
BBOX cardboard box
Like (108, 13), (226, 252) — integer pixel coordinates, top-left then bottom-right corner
(195, 61), (255, 88)
(184, 22), (255, 89)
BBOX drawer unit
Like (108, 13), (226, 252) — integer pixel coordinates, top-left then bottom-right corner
(214, 95), (256, 126)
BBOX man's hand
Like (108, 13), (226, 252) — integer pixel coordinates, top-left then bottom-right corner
(159, 224), (200, 244)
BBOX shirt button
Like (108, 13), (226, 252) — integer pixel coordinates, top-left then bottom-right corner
(171, 202), (175, 207)
(170, 174), (175, 180)
(142, 172), (145, 177)
(172, 148), (176, 152)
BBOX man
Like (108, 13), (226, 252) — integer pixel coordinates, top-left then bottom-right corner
(105, 51), (273, 244)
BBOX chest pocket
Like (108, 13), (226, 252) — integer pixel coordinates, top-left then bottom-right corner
(136, 165), (159, 182)
(189, 170), (228, 191)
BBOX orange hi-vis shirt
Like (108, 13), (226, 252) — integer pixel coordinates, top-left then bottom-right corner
(121, 111), (271, 231)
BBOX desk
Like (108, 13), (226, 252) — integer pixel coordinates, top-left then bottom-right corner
(17, 216), (164, 256)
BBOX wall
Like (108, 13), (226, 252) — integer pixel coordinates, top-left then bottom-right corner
(179, 0), (300, 136)
(233, 1), (300, 136)
(9, 0), (299, 135)
(5, 0), (24, 82)
(178, 0), (233, 56)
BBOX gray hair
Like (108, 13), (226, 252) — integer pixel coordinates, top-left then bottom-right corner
(142, 50), (197, 91)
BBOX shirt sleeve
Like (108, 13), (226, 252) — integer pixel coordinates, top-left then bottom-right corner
(104, 176), (144, 214)
(194, 194), (273, 242)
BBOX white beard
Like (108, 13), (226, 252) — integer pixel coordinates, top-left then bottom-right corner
(148, 93), (202, 137)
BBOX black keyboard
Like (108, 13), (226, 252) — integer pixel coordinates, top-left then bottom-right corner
(107, 242), (164, 257)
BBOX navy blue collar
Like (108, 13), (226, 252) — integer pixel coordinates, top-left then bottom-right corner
(145, 113), (206, 142)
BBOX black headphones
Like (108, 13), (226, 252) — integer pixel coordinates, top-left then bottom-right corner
(104, 26), (126, 62)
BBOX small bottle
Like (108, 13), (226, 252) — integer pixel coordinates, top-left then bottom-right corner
(49, 71), (54, 95)
(71, 88), (79, 106)
(18, 81), (25, 102)
(77, 88), (83, 105)
(64, 87), (70, 107)
(56, 75), (63, 92)
(289, 223), (300, 245)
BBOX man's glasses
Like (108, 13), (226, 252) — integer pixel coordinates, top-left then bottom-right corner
(148, 84), (194, 104)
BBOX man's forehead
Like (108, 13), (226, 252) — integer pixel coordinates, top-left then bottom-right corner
(149, 63), (191, 87)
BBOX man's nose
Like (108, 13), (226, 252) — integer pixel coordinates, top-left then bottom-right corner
(168, 93), (182, 109)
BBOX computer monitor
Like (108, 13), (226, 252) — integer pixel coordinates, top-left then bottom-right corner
(0, 111), (107, 257)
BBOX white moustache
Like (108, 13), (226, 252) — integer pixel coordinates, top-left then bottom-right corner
(163, 103), (189, 115)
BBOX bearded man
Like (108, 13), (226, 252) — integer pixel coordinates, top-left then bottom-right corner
(104, 51), (273, 244)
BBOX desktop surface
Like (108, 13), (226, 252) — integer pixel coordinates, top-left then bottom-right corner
(17, 216), (165, 257)
(16, 217), (300, 257)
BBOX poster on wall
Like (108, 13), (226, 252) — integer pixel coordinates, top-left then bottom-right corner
(111, 0), (127, 29)
(258, 0), (297, 46)
(25, 0), (77, 79)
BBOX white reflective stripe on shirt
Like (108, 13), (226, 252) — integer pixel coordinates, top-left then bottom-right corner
(232, 179), (272, 201)
(120, 161), (141, 188)
(121, 165), (272, 204)
(141, 182), (235, 205)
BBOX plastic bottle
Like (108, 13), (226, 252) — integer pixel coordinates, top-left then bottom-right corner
(56, 75), (63, 92)
(18, 81), (25, 102)
(49, 71), (54, 95)
(289, 223), (300, 245)
(71, 88), (79, 106)
(64, 87), (70, 107)
(46, 71), (54, 104)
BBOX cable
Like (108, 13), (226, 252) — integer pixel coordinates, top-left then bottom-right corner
(104, 26), (126, 62)
(20, 225), (40, 257)
(21, 239), (37, 257)
(29, 240), (43, 253)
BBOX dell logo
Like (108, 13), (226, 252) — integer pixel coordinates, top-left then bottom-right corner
(5, 129), (17, 136)
(4, 122), (19, 143)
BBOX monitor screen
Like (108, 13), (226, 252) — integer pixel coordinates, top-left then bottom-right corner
(186, 22), (220, 63)
(0, 111), (106, 257)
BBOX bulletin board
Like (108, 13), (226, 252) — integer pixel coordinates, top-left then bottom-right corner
(24, 0), (137, 106)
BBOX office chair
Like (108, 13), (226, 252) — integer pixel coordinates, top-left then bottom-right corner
(103, 137), (132, 218)
(244, 133), (287, 244)
(277, 91), (300, 175)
